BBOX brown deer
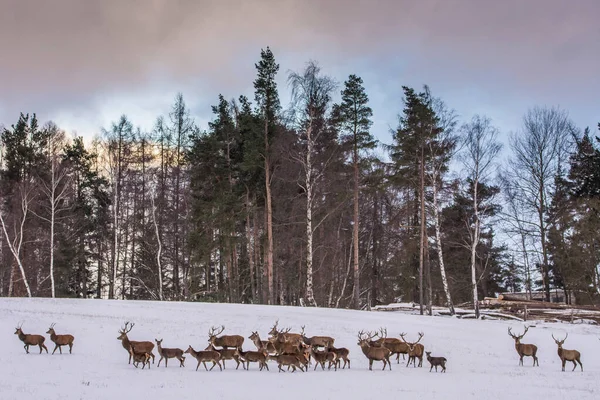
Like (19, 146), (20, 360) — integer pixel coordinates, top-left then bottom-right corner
(117, 322), (155, 364)
(238, 347), (269, 371)
(327, 345), (350, 369)
(184, 345), (223, 371)
(552, 333), (583, 372)
(14, 323), (48, 354)
(310, 347), (337, 371)
(274, 354), (306, 373)
(357, 330), (392, 371)
(369, 328), (409, 363)
(270, 329), (306, 355)
(248, 331), (277, 354)
(46, 323), (74, 355)
(129, 344), (151, 369)
(205, 343), (244, 370)
(300, 325), (335, 348)
(268, 320), (303, 345)
(400, 332), (424, 367)
(425, 351), (447, 373)
(508, 327), (538, 366)
(207, 325), (244, 350)
(155, 339), (185, 367)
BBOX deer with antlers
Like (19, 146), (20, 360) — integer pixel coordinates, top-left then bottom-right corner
(129, 345), (151, 369)
(369, 328), (409, 363)
(46, 323), (74, 355)
(508, 326), (538, 366)
(248, 331), (277, 354)
(117, 322), (155, 364)
(357, 330), (392, 371)
(400, 332), (425, 368)
(184, 345), (223, 371)
(14, 323), (48, 354)
(268, 320), (303, 345)
(155, 339), (185, 367)
(207, 325), (244, 350)
(552, 333), (583, 372)
(300, 326), (335, 348)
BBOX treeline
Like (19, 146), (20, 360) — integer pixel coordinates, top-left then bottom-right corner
(1, 48), (599, 313)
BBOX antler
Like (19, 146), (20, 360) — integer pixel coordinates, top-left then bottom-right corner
(50, 322), (56, 329)
(399, 332), (407, 342)
(552, 333), (567, 343)
(208, 325), (224, 338)
(120, 321), (134, 334)
(414, 332), (424, 344)
(301, 325), (305, 335)
(378, 327), (388, 339)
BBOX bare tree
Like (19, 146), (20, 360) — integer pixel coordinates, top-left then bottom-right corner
(288, 61), (337, 307)
(506, 107), (574, 302)
(460, 115), (502, 318)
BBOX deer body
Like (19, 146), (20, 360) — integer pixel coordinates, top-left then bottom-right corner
(300, 326), (335, 348)
(14, 325), (48, 354)
(310, 347), (337, 371)
(238, 349), (269, 371)
(129, 345), (151, 369)
(205, 343), (244, 369)
(274, 354), (306, 373)
(117, 322), (155, 364)
(185, 346), (222, 371)
(400, 332), (425, 367)
(249, 331), (277, 354)
(46, 324), (74, 355)
(328, 345), (350, 369)
(357, 331), (392, 371)
(268, 320), (303, 346)
(208, 325), (244, 350)
(425, 351), (447, 372)
(155, 339), (185, 367)
(553, 333), (583, 372)
(508, 327), (538, 366)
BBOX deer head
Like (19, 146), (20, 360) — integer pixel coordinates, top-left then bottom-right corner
(357, 330), (375, 346)
(400, 332), (423, 350)
(552, 333), (567, 348)
(300, 325), (306, 337)
(208, 325), (225, 344)
(14, 322), (24, 335)
(508, 326), (528, 344)
(268, 320), (280, 336)
(117, 321), (134, 340)
(46, 323), (57, 335)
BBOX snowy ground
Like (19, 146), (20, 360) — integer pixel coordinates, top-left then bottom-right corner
(1, 298), (598, 400)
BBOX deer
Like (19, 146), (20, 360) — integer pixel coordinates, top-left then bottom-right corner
(238, 347), (269, 371)
(400, 332), (424, 367)
(249, 331), (277, 354)
(268, 320), (303, 345)
(425, 351), (447, 373)
(310, 347), (337, 371)
(369, 328), (409, 363)
(205, 343), (244, 370)
(274, 354), (306, 373)
(14, 323), (48, 354)
(357, 330), (392, 371)
(207, 325), (244, 350)
(327, 345), (350, 369)
(129, 344), (151, 369)
(46, 323), (74, 355)
(117, 322), (155, 364)
(300, 325), (335, 348)
(508, 326), (538, 367)
(155, 339), (185, 367)
(552, 333), (583, 372)
(184, 345), (223, 371)
(270, 329), (307, 355)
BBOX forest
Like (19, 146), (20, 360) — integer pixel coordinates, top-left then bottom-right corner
(1, 47), (599, 314)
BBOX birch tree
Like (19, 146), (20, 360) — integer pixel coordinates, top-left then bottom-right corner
(460, 115), (502, 318)
(288, 61), (336, 307)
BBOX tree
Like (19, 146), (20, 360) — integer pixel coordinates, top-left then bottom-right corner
(460, 115), (502, 318)
(506, 106), (575, 301)
(288, 61), (337, 307)
(332, 74), (375, 309)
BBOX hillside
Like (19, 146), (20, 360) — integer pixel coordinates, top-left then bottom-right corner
(1, 298), (598, 400)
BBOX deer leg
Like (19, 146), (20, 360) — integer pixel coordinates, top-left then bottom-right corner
(561, 359), (566, 372)
(52, 344), (58, 355)
(278, 363), (284, 372)
(264, 361), (269, 371)
(217, 360), (223, 371)
(430, 364), (433, 372)
(24, 344), (29, 354)
(151, 352), (155, 364)
(69, 343), (73, 354)
(196, 360), (201, 371)
(577, 358), (583, 372)
(419, 356), (423, 367)
(203, 361), (209, 371)
(347, 358), (350, 369)
(382, 359), (387, 371)
(157, 357), (163, 367)
(128, 352), (132, 364)
(314, 362), (318, 371)
(369, 359), (373, 371)
(519, 355), (523, 366)
(59, 345), (63, 354)
(571, 360), (577, 371)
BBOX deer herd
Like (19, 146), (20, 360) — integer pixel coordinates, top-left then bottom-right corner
(13, 319), (586, 373)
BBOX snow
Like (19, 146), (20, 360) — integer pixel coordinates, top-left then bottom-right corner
(1, 298), (599, 400)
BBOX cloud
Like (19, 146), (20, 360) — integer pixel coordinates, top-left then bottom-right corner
(0, 0), (598, 136)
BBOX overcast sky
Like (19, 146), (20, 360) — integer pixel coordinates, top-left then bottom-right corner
(0, 0), (598, 149)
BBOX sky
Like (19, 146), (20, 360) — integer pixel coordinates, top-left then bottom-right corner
(0, 0), (598, 152)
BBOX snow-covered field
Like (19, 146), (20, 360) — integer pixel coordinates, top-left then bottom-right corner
(1, 298), (598, 400)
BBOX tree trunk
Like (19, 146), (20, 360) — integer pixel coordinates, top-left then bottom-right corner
(246, 192), (256, 302)
(538, 182), (551, 302)
(352, 137), (360, 309)
(471, 179), (480, 319)
(419, 147), (425, 315)
(432, 178), (454, 314)
(151, 191), (164, 301)
(305, 124), (317, 307)
(371, 194), (379, 308)
(264, 117), (274, 305)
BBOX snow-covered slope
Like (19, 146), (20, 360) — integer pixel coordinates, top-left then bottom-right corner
(1, 298), (598, 400)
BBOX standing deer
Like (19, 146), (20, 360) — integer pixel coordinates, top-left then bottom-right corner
(300, 326), (335, 348)
(14, 323), (48, 354)
(129, 345), (151, 369)
(268, 320), (303, 345)
(238, 347), (269, 371)
(357, 330), (392, 371)
(310, 347), (337, 371)
(369, 328), (409, 363)
(208, 325), (244, 350)
(155, 339), (185, 367)
(184, 345), (223, 371)
(46, 323), (74, 355)
(425, 351), (447, 372)
(117, 322), (155, 364)
(327, 345), (350, 369)
(249, 331), (277, 354)
(400, 332), (424, 367)
(274, 354), (306, 372)
(552, 333), (583, 372)
(508, 326), (538, 366)
(205, 343), (244, 369)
